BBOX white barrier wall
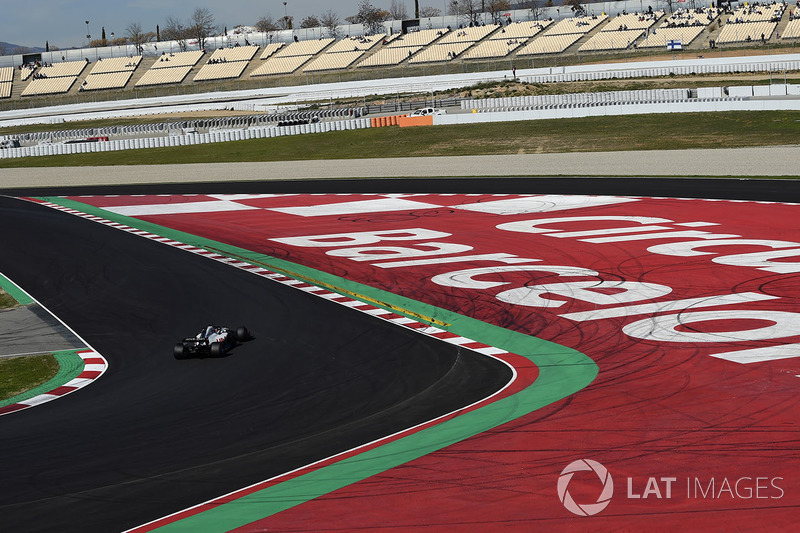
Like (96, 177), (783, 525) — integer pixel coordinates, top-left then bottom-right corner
(436, 95), (800, 127)
(3, 80), (800, 159)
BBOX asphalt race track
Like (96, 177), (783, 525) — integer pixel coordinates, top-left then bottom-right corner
(0, 196), (511, 532)
(4, 175), (800, 532)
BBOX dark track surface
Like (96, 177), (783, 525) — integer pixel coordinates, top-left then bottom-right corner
(4, 176), (800, 202)
(0, 196), (511, 533)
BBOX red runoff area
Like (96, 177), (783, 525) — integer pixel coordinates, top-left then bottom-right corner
(69, 194), (800, 530)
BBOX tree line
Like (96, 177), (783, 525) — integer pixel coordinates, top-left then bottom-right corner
(30, 0), (552, 53)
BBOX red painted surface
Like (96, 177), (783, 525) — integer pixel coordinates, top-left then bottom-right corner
(47, 386), (78, 396)
(0, 404), (27, 415)
(68, 193), (800, 530)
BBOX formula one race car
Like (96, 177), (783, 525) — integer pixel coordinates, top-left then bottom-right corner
(174, 324), (251, 359)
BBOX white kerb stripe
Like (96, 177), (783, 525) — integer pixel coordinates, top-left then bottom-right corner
(21, 394), (59, 406)
(267, 198), (443, 217)
(103, 200), (259, 216)
(454, 195), (638, 215)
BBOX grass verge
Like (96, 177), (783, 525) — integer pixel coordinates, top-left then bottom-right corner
(1, 111), (799, 168)
(0, 287), (59, 402)
(0, 290), (17, 309)
(0, 354), (59, 401)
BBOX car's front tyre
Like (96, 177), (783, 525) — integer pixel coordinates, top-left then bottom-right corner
(210, 342), (223, 357)
(173, 344), (186, 360)
(236, 326), (250, 341)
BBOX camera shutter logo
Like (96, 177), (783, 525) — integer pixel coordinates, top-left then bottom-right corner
(557, 459), (614, 516)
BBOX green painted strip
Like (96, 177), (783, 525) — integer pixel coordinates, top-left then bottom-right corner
(37, 197), (598, 532)
(0, 350), (85, 408)
(0, 272), (34, 306)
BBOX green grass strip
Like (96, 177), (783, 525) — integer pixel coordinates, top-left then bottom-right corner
(0, 272), (34, 305)
(38, 196), (598, 531)
(5, 111), (800, 169)
(0, 350), (85, 408)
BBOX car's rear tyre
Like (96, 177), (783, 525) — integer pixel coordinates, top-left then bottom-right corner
(236, 326), (250, 341)
(210, 342), (223, 357)
(173, 344), (186, 360)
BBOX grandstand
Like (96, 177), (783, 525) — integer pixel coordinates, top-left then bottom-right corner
(21, 76), (77, 97)
(78, 56), (142, 92)
(87, 56), (142, 75)
(783, 19), (800, 39)
(717, 21), (778, 44)
(326, 34), (389, 53)
(513, 14), (609, 56)
(462, 21), (553, 60)
(407, 25), (498, 63)
(363, 28), (449, 66)
(516, 33), (583, 56)
(603, 11), (664, 32)
(491, 21), (552, 40)
(0, 67), (11, 98)
(568, 11), (664, 52)
(194, 46), (258, 82)
(259, 42), (285, 59)
(437, 24), (499, 44)
(273, 38), (335, 58)
(542, 15), (607, 36)
(135, 51), (204, 87)
(247, 38), (335, 76)
(150, 51), (205, 68)
(638, 7), (719, 49)
(135, 66), (194, 87)
(194, 61), (249, 81)
(303, 35), (393, 73)
(250, 56), (312, 76)
(726, 2), (785, 24)
(20, 59), (87, 96)
(19, 66), (35, 81)
(207, 45), (259, 63)
(716, 2), (784, 44)
(662, 7), (720, 27)
(2, 3), (797, 102)
(357, 46), (423, 68)
(384, 28), (447, 48)
(638, 26), (706, 48)
(463, 39), (526, 59)
(38, 60), (87, 78)
(409, 42), (473, 63)
(80, 71), (135, 91)
(303, 51), (364, 72)
(579, 29), (644, 52)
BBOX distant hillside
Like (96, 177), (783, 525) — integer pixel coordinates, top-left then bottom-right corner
(0, 42), (47, 55)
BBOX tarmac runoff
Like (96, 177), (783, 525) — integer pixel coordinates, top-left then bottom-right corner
(0, 145), (799, 190)
(0, 273), (106, 415)
(0, 274), (84, 359)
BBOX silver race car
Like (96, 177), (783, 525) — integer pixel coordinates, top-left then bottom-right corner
(174, 324), (251, 359)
